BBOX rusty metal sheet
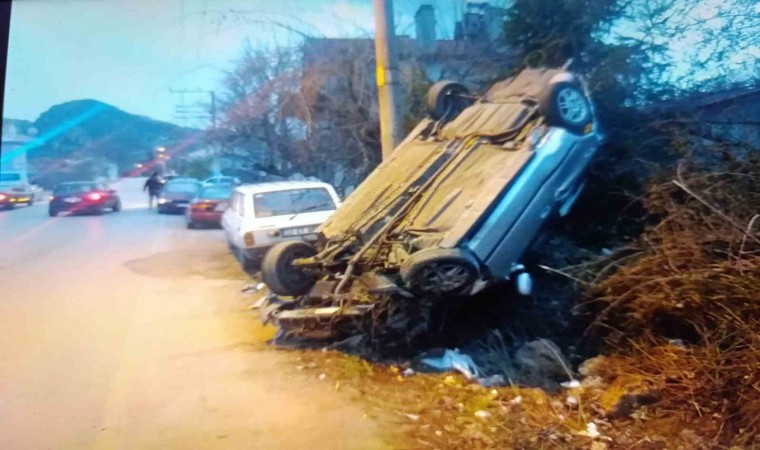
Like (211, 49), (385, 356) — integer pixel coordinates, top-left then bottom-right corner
(485, 68), (561, 102)
(400, 142), (534, 247)
(439, 102), (531, 140)
(319, 138), (448, 238)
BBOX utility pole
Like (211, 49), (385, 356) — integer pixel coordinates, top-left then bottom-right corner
(373, 0), (403, 160)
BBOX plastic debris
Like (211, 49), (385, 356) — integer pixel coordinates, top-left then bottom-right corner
(566, 395), (579, 408)
(419, 348), (480, 380)
(242, 282), (266, 293)
(474, 410), (491, 419)
(478, 374), (506, 387)
(402, 368), (415, 377)
(402, 413), (420, 421)
(577, 422), (600, 438)
(561, 379), (581, 389)
(510, 396), (523, 405)
(318, 373), (326, 381)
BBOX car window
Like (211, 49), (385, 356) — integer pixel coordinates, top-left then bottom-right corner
(199, 187), (231, 200)
(229, 192), (240, 213)
(54, 183), (96, 195)
(164, 182), (200, 194)
(253, 188), (335, 218)
(238, 193), (246, 216)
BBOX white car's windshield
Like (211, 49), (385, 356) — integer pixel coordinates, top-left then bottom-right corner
(253, 188), (335, 218)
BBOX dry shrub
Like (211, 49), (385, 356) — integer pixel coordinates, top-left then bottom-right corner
(583, 151), (760, 447)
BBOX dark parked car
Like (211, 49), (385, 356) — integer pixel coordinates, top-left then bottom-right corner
(260, 68), (603, 330)
(157, 178), (202, 214)
(49, 182), (121, 216)
(185, 185), (232, 229)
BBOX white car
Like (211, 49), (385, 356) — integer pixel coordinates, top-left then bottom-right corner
(221, 181), (341, 271)
(0, 171), (35, 209)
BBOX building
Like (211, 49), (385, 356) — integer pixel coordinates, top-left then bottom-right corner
(1, 124), (33, 174)
(647, 86), (760, 147)
(302, 2), (512, 88)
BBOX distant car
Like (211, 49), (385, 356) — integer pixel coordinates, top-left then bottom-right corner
(260, 68), (603, 330)
(203, 175), (241, 187)
(0, 171), (35, 209)
(221, 181), (341, 271)
(49, 181), (122, 216)
(157, 178), (202, 214)
(185, 185), (232, 229)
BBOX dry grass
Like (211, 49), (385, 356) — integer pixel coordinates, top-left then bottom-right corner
(580, 152), (760, 448)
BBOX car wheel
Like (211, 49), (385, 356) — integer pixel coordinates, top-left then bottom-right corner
(186, 220), (196, 229)
(400, 248), (479, 296)
(48, 209), (58, 217)
(426, 80), (471, 121)
(539, 81), (592, 133)
(261, 241), (317, 296)
(112, 200), (122, 212)
(27, 197), (34, 206)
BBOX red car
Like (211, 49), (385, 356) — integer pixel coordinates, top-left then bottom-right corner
(185, 185), (232, 229)
(49, 181), (122, 216)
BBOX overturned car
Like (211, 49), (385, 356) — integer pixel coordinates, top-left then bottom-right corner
(261, 68), (603, 333)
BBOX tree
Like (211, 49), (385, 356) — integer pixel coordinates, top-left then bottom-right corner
(214, 43), (302, 177)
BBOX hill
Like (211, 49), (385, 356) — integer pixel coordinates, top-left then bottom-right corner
(25, 99), (204, 169)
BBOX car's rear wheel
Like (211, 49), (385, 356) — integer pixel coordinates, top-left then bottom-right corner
(112, 200), (122, 212)
(539, 81), (592, 133)
(400, 248), (479, 296)
(261, 241), (317, 296)
(426, 80), (471, 121)
(48, 209), (58, 217)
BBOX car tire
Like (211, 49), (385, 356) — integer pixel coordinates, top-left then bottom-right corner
(27, 197), (34, 206)
(261, 241), (318, 296)
(426, 80), (471, 121)
(48, 209), (58, 217)
(539, 81), (592, 134)
(400, 248), (479, 296)
(112, 200), (122, 212)
(186, 220), (197, 229)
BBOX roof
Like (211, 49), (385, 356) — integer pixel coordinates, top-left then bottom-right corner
(645, 85), (760, 113)
(235, 180), (335, 195)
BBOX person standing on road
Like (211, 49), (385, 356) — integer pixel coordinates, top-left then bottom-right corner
(144, 172), (164, 209)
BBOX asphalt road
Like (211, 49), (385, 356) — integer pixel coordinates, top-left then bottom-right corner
(0, 178), (389, 450)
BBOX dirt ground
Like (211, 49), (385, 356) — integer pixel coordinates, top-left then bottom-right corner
(0, 180), (399, 450)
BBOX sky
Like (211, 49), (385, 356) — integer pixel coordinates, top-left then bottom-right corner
(3, 0), (471, 126)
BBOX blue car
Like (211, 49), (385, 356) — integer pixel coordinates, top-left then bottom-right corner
(261, 68), (603, 326)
